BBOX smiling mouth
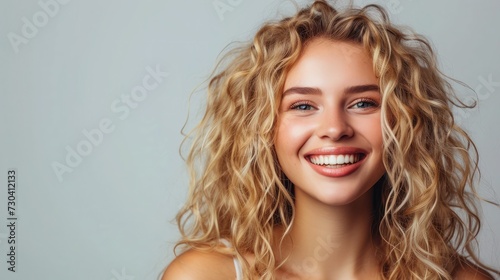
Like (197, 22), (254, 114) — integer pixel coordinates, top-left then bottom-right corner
(308, 154), (365, 168)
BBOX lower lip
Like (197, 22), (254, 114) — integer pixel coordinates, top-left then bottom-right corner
(306, 156), (365, 177)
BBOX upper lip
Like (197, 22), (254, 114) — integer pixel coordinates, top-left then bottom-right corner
(304, 147), (368, 156)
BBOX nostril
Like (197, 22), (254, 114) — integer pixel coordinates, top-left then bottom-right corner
(316, 116), (354, 141)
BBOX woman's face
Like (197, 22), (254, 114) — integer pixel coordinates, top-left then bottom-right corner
(275, 38), (385, 206)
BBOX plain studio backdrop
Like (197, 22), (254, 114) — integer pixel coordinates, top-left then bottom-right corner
(1, 0), (499, 279)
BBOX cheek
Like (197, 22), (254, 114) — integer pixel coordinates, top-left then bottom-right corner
(362, 116), (385, 174)
(275, 118), (313, 155)
(274, 120), (292, 159)
(369, 120), (383, 147)
(275, 118), (311, 175)
(355, 115), (383, 147)
(370, 118), (383, 149)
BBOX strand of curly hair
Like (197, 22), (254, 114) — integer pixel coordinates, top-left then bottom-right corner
(174, 1), (499, 279)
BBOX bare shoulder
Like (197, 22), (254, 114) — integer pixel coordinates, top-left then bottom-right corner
(161, 249), (236, 280)
(452, 259), (495, 280)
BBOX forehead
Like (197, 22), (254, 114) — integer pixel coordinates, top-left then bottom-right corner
(303, 38), (368, 59)
(313, 38), (365, 57)
(284, 38), (376, 90)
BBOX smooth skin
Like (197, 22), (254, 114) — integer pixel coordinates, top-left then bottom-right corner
(272, 38), (385, 279)
(162, 38), (494, 280)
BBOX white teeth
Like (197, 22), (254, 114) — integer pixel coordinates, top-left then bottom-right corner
(309, 154), (361, 166)
(337, 155), (345, 164)
(323, 155), (329, 165)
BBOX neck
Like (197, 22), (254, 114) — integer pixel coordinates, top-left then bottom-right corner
(276, 187), (381, 279)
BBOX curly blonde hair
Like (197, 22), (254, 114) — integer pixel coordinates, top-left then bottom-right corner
(174, 1), (499, 279)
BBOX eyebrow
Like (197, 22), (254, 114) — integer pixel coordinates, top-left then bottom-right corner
(282, 84), (379, 96)
(344, 84), (379, 94)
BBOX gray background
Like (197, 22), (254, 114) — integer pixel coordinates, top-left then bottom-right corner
(1, 0), (498, 279)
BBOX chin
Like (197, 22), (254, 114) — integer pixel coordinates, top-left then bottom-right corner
(298, 184), (374, 207)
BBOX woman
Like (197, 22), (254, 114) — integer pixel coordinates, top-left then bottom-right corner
(163, 1), (499, 279)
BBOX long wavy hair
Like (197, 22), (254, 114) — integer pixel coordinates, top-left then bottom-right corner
(175, 1), (499, 279)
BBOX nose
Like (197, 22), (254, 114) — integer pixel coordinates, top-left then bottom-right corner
(316, 108), (353, 141)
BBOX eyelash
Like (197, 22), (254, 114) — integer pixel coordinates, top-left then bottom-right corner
(351, 98), (379, 109)
(290, 101), (314, 110)
(289, 98), (379, 111)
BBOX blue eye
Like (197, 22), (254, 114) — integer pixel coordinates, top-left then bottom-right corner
(291, 102), (314, 110)
(352, 99), (378, 109)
